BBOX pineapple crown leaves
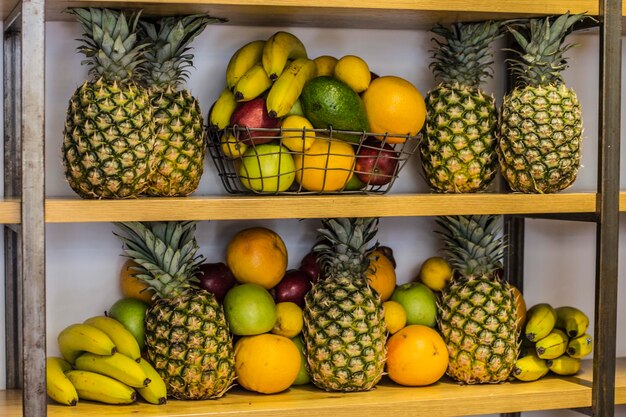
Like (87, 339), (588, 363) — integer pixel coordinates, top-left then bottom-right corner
(67, 8), (149, 83)
(139, 14), (226, 89)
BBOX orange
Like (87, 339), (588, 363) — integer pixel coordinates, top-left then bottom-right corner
(226, 227), (288, 289)
(234, 333), (301, 394)
(365, 249), (396, 301)
(386, 324), (449, 386)
(362, 76), (427, 143)
(119, 259), (156, 304)
(294, 138), (355, 192)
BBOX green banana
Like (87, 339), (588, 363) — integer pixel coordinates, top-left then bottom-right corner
(536, 328), (568, 360)
(266, 58), (317, 119)
(83, 316), (141, 362)
(65, 370), (136, 405)
(547, 355), (581, 376)
(567, 333), (593, 358)
(512, 352), (549, 382)
(262, 31), (308, 80)
(209, 88), (238, 130)
(524, 303), (557, 342)
(136, 358), (168, 405)
(555, 306), (590, 338)
(46, 357), (79, 406)
(226, 39), (266, 90)
(74, 352), (150, 388)
(233, 62), (273, 102)
(57, 323), (116, 364)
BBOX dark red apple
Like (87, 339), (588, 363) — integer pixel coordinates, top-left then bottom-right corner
(273, 269), (313, 307)
(195, 262), (237, 302)
(355, 139), (399, 185)
(299, 251), (323, 282)
(230, 98), (281, 145)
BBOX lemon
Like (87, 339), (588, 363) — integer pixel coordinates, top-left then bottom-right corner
(314, 55), (338, 77)
(383, 300), (407, 334)
(419, 256), (453, 292)
(220, 131), (247, 159)
(280, 115), (316, 152)
(334, 55), (371, 93)
(271, 302), (304, 338)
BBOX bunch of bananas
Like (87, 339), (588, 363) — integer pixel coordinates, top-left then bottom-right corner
(512, 304), (593, 382)
(47, 316), (167, 406)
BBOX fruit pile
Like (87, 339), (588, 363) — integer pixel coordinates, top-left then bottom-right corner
(207, 31), (426, 195)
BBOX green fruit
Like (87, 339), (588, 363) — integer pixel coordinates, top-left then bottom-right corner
(286, 99), (305, 117)
(290, 335), (310, 385)
(107, 297), (149, 350)
(390, 282), (437, 327)
(300, 76), (370, 143)
(223, 283), (277, 335)
(239, 143), (296, 192)
(344, 173), (366, 191)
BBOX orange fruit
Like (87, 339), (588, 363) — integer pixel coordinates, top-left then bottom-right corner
(119, 259), (156, 304)
(362, 76), (427, 143)
(365, 249), (396, 301)
(294, 138), (355, 192)
(234, 333), (301, 394)
(383, 300), (407, 334)
(226, 227), (288, 289)
(386, 324), (449, 386)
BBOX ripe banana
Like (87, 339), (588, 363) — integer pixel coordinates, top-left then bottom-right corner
(83, 316), (142, 362)
(74, 352), (150, 388)
(555, 306), (590, 338)
(65, 370), (136, 405)
(58, 323), (116, 364)
(567, 333), (593, 358)
(209, 88), (238, 130)
(233, 62), (273, 102)
(547, 355), (581, 376)
(262, 31), (308, 80)
(136, 358), (168, 405)
(266, 58), (317, 119)
(536, 328), (569, 360)
(512, 352), (549, 382)
(226, 39), (266, 90)
(46, 357), (79, 406)
(524, 303), (557, 342)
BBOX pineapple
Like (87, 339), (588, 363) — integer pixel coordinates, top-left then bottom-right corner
(420, 21), (503, 193)
(115, 221), (235, 399)
(63, 8), (153, 199)
(139, 15), (221, 196)
(498, 13), (585, 193)
(303, 218), (386, 392)
(436, 215), (519, 384)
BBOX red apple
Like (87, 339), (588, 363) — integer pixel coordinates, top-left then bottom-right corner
(273, 269), (313, 307)
(195, 262), (237, 302)
(299, 251), (323, 282)
(355, 139), (399, 185)
(230, 98), (281, 145)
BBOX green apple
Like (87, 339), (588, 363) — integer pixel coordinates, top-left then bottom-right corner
(290, 335), (310, 385)
(238, 143), (295, 192)
(223, 283), (277, 335)
(107, 297), (149, 350)
(390, 282), (437, 327)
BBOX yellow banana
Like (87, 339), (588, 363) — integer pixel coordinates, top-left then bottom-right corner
(567, 333), (593, 358)
(65, 370), (136, 405)
(74, 352), (150, 388)
(58, 323), (116, 364)
(136, 358), (168, 405)
(266, 58), (317, 119)
(83, 316), (142, 362)
(555, 306), (590, 338)
(536, 328), (569, 360)
(524, 303), (557, 342)
(262, 31), (308, 80)
(233, 63), (273, 102)
(226, 39), (266, 90)
(46, 357), (79, 406)
(209, 88), (238, 130)
(512, 352), (549, 382)
(547, 355), (581, 376)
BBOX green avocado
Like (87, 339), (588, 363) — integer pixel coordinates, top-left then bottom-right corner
(300, 76), (370, 143)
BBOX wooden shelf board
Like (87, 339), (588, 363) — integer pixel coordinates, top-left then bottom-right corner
(0, 199), (21, 224)
(618, 192), (626, 212)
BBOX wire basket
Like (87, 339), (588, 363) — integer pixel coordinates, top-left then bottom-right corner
(207, 125), (420, 195)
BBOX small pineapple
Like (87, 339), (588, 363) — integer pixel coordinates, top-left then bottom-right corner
(420, 21), (503, 193)
(63, 8), (153, 198)
(115, 221), (235, 400)
(499, 13), (586, 193)
(303, 218), (386, 392)
(436, 215), (519, 384)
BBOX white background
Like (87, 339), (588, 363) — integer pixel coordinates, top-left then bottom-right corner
(2, 19), (626, 417)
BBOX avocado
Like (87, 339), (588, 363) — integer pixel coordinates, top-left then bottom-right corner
(300, 76), (370, 143)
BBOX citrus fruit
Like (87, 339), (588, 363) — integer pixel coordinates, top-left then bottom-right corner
(383, 300), (407, 334)
(361, 75), (427, 143)
(120, 259), (155, 304)
(314, 55), (338, 77)
(238, 143), (295, 192)
(290, 335), (311, 385)
(107, 297), (149, 350)
(365, 249), (396, 301)
(419, 256), (453, 292)
(223, 283), (277, 336)
(334, 55), (371, 93)
(390, 282), (437, 327)
(220, 131), (248, 159)
(280, 115), (316, 152)
(225, 227), (288, 289)
(294, 138), (355, 192)
(271, 302), (304, 338)
(234, 333), (301, 394)
(386, 324), (449, 386)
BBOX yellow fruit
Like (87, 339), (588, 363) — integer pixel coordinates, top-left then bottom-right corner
(383, 301), (407, 334)
(294, 139), (355, 192)
(120, 259), (155, 304)
(418, 256), (453, 292)
(220, 131), (248, 159)
(235, 334), (301, 394)
(365, 249), (396, 301)
(313, 55), (338, 77)
(280, 115), (316, 152)
(334, 55), (371, 93)
(362, 76), (427, 143)
(272, 302), (304, 338)
(511, 285), (527, 333)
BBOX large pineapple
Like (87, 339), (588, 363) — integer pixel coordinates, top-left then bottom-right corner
(420, 21), (503, 193)
(436, 215), (519, 384)
(498, 13), (585, 193)
(63, 8), (153, 198)
(115, 221), (235, 399)
(303, 218), (386, 392)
